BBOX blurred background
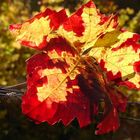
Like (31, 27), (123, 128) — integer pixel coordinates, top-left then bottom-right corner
(0, 0), (140, 139)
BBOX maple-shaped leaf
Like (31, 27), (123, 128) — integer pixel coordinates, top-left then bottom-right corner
(22, 37), (126, 133)
(57, 0), (118, 53)
(9, 0), (130, 135)
(22, 38), (95, 127)
(9, 8), (67, 50)
(90, 30), (140, 89)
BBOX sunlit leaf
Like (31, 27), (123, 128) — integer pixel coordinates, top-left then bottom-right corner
(22, 37), (127, 134)
(23, 38), (93, 127)
(10, 8), (67, 50)
(57, 0), (118, 53)
(10, 0), (136, 135)
(90, 30), (140, 89)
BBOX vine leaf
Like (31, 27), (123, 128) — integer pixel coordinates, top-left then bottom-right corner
(9, 8), (67, 50)
(10, 0), (140, 135)
(22, 37), (127, 133)
(57, 0), (118, 53)
(90, 30), (140, 89)
(22, 38), (101, 127)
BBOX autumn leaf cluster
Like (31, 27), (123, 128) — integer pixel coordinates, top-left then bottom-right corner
(10, 0), (140, 135)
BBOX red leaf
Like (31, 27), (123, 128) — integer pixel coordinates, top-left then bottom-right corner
(134, 60), (140, 73)
(22, 40), (93, 127)
(22, 37), (126, 134)
(96, 107), (119, 135)
(108, 90), (127, 112)
(57, 0), (118, 52)
(91, 31), (140, 89)
(10, 9), (68, 50)
(10, 0), (134, 135)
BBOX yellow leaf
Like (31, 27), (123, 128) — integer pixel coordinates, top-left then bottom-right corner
(90, 31), (140, 89)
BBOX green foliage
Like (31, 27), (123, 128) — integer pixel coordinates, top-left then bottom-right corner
(129, 11), (140, 33)
(118, 8), (140, 33)
(0, 0), (34, 85)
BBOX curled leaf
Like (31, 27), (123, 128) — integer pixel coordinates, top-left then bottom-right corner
(96, 107), (119, 135)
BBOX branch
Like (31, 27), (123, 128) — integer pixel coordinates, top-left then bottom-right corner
(0, 82), (25, 97)
(1, 82), (26, 89)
